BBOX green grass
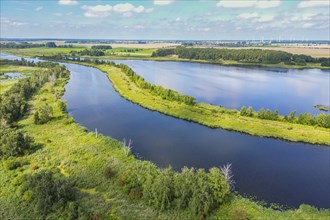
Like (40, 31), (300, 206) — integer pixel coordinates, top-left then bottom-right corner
(80, 63), (329, 146)
(0, 79), (18, 94)
(0, 65), (329, 219)
(0, 65), (45, 94)
(0, 65), (43, 75)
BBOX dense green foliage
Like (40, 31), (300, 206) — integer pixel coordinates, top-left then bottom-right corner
(19, 171), (76, 216)
(0, 125), (33, 158)
(0, 42), (45, 49)
(45, 42), (57, 48)
(91, 45), (112, 50)
(116, 161), (230, 217)
(0, 60), (69, 159)
(0, 58), (59, 68)
(0, 62), (68, 123)
(0, 42), (58, 49)
(70, 49), (105, 56)
(34, 104), (53, 124)
(240, 106), (330, 128)
(152, 46), (330, 65)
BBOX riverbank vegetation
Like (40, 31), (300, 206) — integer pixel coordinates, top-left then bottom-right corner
(1, 62), (329, 219)
(47, 57), (329, 145)
(152, 46), (330, 68)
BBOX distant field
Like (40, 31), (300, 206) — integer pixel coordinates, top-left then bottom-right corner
(217, 46), (330, 58)
(71, 42), (180, 49)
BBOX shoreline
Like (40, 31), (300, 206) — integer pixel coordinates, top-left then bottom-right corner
(76, 61), (329, 146)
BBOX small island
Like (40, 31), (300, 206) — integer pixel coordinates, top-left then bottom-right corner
(314, 104), (329, 112)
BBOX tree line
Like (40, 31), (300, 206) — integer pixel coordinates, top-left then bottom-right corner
(152, 46), (330, 66)
(0, 60), (69, 158)
(117, 63), (196, 105)
(0, 42), (74, 49)
(70, 49), (105, 57)
(108, 160), (232, 217)
(91, 45), (112, 50)
(240, 106), (330, 128)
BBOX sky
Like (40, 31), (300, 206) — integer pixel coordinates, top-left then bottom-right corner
(1, 0), (329, 40)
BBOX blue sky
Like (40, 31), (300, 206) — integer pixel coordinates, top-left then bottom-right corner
(1, 0), (329, 40)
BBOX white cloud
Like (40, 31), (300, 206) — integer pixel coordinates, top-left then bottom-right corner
(1, 18), (28, 26)
(113, 3), (134, 12)
(58, 0), (78, 6)
(237, 12), (274, 22)
(217, 0), (281, 8)
(145, 8), (154, 13)
(237, 12), (259, 19)
(176, 17), (181, 21)
(82, 5), (112, 12)
(35, 6), (43, 11)
(81, 4), (112, 17)
(298, 1), (330, 8)
(302, 22), (314, 28)
(133, 5), (145, 13)
(154, 0), (174, 5)
(291, 13), (316, 21)
(82, 3), (148, 18)
(256, 15), (274, 22)
(53, 13), (63, 17)
(123, 12), (133, 17)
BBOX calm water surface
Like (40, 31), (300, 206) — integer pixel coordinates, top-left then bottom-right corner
(115, 60), (330, 115)
(1, 53), (329, 209)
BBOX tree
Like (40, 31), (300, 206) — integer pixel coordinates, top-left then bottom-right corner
(34, 104), (53, 124)
(0, 127), (33, 158)
(208, 167), (230, 205)
(46, 42), (57, 48)
(151, 167), (175, 211)
(174, 167), (195, 209)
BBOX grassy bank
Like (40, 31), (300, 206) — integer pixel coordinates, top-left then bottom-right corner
(76, 63), (329, 146)
(1, 66), (329, 219)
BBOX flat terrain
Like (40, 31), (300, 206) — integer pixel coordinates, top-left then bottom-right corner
(227, 46), (330, 58)
(1, 64), (329, 219)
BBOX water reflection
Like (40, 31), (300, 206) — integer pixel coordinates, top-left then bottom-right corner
(114, 60), (330, 115)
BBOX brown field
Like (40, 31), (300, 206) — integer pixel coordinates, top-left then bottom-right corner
(217, 45), (330, 58)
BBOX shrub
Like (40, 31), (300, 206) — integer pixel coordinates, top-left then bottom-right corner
(174, 167), (195, 209)
(20, 171), (75, 216)
(150, 167), (175, 211)
(229, 207), (249, 220)
(0, 127), (33, 158)
(129, 187), (142, 199)
(2, 158), (23, 170)
(104, 167), (114, 179)
(58, 100), (67, 112)
(34, 104), (53, 124)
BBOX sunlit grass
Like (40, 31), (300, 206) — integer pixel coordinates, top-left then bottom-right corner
(87, 63), (330, 145)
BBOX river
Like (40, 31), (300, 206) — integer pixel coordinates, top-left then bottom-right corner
(1, 53), (329, 209)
